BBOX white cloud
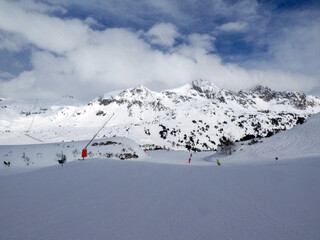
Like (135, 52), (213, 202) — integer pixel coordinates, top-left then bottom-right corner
(269, 18), (320, 76)
(0, 29), (29, 52)
(84, 17), (103, 28)
(145, 22), (180, 47)
(0, 0), (89, 53)
(0, 70), (15, 80)
(0, 34), (22, 52)
(217, 21), (248, 32)
(187, 34), (215, 51)
(15, 0), (67, 14)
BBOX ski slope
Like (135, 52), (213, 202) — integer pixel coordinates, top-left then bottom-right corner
(1, 114), (320, 239)
(1, 156), (319, 240)
(223, 112), (320, 164)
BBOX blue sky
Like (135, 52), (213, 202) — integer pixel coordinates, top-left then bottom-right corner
(0, 0), (319, 100)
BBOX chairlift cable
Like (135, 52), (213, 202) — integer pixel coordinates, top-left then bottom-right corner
(84, 113), (114, 150)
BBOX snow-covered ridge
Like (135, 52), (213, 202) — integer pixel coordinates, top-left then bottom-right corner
(95, 80), (319, 111)
(1, 79), (320, 150)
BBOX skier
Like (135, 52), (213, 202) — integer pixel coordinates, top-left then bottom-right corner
(188, 157), (191, 164)
(217, 159), (221, 166)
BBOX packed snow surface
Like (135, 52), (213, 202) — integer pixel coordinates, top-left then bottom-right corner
(1, 155), (319, 240)
(1, 114), (320, 239)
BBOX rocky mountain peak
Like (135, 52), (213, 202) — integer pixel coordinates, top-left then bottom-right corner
(129, 85), (150, 94)
(248, 85), (317, 110)
(250, 85), (274, 102)
(96, 84), (157, 107)
(191, 79), (220, 94)
(120, 85), (157, 102)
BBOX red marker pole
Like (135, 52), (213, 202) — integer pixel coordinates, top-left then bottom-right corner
(82, 113), (114, 160)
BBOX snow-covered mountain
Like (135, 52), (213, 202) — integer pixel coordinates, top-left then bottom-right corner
(1, 79), (320, 150)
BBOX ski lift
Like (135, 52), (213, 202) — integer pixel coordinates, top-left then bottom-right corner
(24, 99), (44, 143)
(81, 113), (114, 160)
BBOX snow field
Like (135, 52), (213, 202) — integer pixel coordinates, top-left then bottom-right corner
(0, 156), (319, 240)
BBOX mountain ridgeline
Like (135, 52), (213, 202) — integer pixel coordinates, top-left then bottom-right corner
(1, 79), (320, 151)
(89, 79), (320, 151)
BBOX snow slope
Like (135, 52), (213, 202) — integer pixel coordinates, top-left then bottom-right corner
(0, 155), (319, 240)
(219, 112), (320, 164)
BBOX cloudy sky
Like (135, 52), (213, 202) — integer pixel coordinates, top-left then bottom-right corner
(0, 0), (319, 100)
